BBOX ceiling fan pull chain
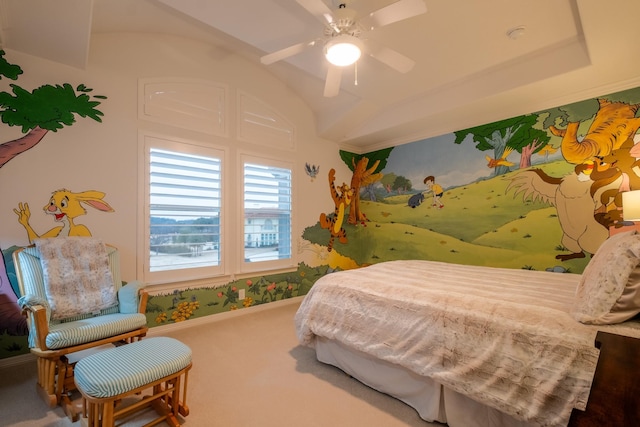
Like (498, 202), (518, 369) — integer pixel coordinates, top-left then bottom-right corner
(355, 61), (358, 86)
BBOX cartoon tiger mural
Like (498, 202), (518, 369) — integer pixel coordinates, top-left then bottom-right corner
(319, 168), (352, 252)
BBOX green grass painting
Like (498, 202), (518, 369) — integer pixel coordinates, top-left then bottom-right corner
(305, 161), (590, 273)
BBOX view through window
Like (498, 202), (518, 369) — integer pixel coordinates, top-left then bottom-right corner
(149, 147), (222, 272)
(243, 161), (292, 264)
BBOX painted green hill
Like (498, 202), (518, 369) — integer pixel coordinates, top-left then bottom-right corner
(304, 161), (591, 273)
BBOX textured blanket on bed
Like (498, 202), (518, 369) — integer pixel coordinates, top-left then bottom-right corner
(294, 260), (640, 427)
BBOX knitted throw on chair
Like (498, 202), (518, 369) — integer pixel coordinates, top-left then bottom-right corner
(36, 237), (117, 321)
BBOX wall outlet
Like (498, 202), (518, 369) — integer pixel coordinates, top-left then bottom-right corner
(238, 289), (246, 299)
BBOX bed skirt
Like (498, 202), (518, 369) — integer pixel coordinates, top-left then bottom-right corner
(315, 337), (534, 427)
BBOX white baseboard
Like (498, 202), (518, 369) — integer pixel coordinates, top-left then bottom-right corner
(0, 352), (36, 368)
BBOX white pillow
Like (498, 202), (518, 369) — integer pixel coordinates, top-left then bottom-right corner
(572, 230), (640, 324)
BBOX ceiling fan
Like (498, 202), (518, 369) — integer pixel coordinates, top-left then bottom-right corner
(260, 0), (427, 97)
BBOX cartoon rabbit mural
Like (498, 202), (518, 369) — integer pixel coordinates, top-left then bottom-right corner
(14, 189), (115, 243)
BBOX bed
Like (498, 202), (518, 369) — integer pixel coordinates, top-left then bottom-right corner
(294, 230), (640, 427)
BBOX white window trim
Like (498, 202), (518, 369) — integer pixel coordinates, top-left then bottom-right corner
(138, 131), (228, 285)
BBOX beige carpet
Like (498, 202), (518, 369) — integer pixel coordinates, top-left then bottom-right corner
(0, 298), (442, 427)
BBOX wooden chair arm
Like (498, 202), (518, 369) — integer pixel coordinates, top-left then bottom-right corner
(24, 304), (51, 351)
(138, 289), (149, 315)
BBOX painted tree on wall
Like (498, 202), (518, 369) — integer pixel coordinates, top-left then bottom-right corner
(340, 148), (391, 225)
(0, 51), (106, 169)
(0, 50), (107, 336)
(453, 114), (550, 176)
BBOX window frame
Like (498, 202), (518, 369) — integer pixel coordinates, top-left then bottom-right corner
(139, 132), (227, 285)
(238, 152), (295, 274)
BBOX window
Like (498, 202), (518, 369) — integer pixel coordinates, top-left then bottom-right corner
(143, 135), (224, 283)
(242, 157), (293, 271)
(141, 136), (295, 283)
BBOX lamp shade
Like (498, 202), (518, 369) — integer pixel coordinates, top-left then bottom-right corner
(622, 190), (640, 221)
(324, 34), (362, 67)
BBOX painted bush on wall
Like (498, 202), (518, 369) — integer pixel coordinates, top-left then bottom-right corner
(143, 263), (325, 327)
(304, 87), (640, 274)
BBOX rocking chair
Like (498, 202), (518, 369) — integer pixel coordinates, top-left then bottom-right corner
(13, 237), (148, 420)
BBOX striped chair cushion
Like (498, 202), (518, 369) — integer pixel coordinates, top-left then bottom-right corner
(74, 337), (192, 398)
(46, 313), (147, 350)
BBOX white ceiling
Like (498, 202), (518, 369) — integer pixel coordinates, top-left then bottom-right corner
(1, 0), (639, 152)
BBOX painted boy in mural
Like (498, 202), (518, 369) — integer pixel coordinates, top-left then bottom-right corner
(423, 175), (444, 209)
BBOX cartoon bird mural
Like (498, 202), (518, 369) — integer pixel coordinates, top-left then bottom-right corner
(305, 163), (320, 181)
(319, 168), (352, 252)
(507, 165), (609, 261)
(486, 147), (515, 169)
(14, 189), (115, 243)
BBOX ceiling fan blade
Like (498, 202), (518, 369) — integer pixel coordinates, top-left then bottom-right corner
(260, 40), (317, 65)
(295, 0), (334, 26)
(359, 0), (427, 30)
(367, 44), (415, 73)
(323, 66), (342, 98)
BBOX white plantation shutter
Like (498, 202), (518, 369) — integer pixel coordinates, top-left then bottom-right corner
(242, 159), (293, 269)
(147, 144), (223, 279)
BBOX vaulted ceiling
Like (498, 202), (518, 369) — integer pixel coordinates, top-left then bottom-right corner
(1, 0), (639, 152)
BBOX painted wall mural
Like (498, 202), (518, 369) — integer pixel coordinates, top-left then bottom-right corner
(0, 50), (109, 359)
(318, 168), (353, 252)
(15, 189), (115, 242)
(144, 265), (322, 327)
(303, 87), (640, 275)
(3, 45), (640, 360)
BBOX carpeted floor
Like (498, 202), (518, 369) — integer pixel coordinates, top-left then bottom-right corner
(0, 297), (442, 426)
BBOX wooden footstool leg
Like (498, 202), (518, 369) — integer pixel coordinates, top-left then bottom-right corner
(83, 400), (97, 427)
(102, 401), (114, 427)
(179, 370), (190, 417)
(165, 376), (181, 427)
(87, 401), (96, 427)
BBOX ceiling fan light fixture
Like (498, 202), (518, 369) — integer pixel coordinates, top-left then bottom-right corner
(324, 34), (362, 66)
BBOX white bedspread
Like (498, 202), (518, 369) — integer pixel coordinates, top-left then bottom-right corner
(294, 260), (640, 427)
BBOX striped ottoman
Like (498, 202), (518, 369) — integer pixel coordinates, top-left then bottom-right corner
(74, 337), (192, 427)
